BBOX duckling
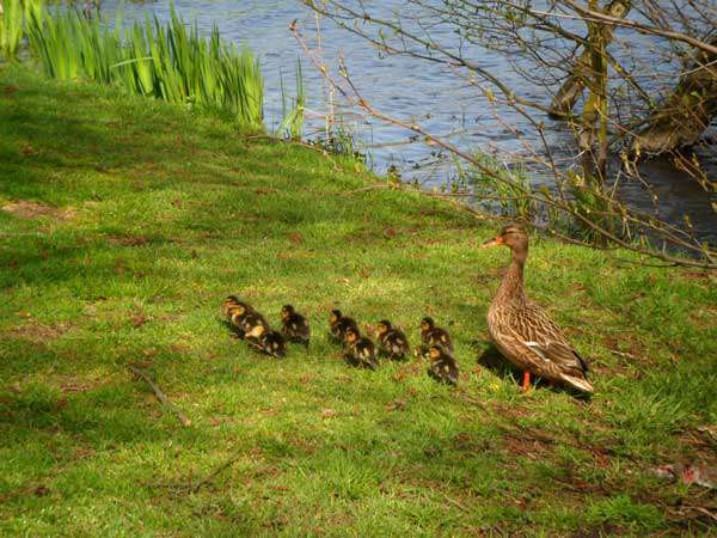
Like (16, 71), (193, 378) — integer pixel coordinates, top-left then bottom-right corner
(280, 304), (311, 348)
(257, 329), (287, 358)
(343, 326), (378, 370)
(242, 323), (287, 358)
(224, 300), (254, 338)
(221, 295), (243, 319)
(420, 316), (454, 352)
(233, 307), (270, 340)
(374, 319), (410, 360)
(329, 309), (358, 344)
(426, 345), (459, 386)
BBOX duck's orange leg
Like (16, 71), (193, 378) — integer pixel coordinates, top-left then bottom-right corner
(522, 370), (531, 391)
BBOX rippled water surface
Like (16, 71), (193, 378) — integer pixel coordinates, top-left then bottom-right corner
(100, 0), (716, 242)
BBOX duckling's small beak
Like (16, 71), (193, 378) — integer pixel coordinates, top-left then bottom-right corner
(480, 236), (503, 249)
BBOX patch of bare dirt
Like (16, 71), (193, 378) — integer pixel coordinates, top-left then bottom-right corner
(2, 84), (19, 97)
(1, 200), (76, 221)
(4, 321), (72, 342)
(106, 234), (153, 247)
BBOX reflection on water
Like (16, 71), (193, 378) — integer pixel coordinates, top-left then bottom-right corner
(99, 0), (715, 243)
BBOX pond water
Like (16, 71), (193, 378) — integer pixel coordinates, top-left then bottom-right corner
(100, 0), (716, 244)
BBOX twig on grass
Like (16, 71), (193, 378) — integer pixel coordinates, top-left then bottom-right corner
(192, 456), (241, 493)
(606, 347), (637, 360)
(442, 493), (470, 513)
(127, 365), (191, 427)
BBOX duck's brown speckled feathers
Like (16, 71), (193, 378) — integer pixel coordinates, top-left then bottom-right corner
(343, 326), (378, 370)
(482, 224), (594, 393)
(375, 320), (410, 360)
(329, 309), (358, 345)
(426, 345), (459, 386)
(280, 304), (311, 348)
(420, 317), (454, 353)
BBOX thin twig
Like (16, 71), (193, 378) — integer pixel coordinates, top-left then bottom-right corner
(192, 456), (241, 493)
(606, 347), (637, 360)
(443, 493), (471, 513)
(674, 505), (717, 522)
(127, 365), (191, 427)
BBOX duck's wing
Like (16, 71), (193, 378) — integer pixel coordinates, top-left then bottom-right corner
(502, 302), (593, 392)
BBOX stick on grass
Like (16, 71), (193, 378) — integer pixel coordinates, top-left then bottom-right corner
(191, 457), (241, 493)
(128, 365), (191, 427)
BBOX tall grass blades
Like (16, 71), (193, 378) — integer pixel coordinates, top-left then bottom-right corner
(25, 3), (264, 131)
(0, 0), (41, 60)
(280, 58), (305, 140)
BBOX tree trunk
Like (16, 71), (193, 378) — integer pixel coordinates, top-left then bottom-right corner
(631, 39), (717, 157)
(549, 0), (631, 119)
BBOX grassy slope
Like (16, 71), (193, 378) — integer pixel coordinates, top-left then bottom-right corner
(0, 65), (715, 537)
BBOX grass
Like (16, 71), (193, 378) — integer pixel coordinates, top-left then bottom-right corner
(0, 65), (716, 536)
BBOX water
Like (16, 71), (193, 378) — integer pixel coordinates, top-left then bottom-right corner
(100, 0), (716, 244)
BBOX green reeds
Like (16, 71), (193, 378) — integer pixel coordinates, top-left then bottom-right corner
(0, 0), (41, 60)
(26, 3), (264, 131)
(280, 58), (305, 140)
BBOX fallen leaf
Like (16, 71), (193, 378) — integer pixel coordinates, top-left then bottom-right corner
(34, 485), (50, 497)
(385, 399), (406, 412)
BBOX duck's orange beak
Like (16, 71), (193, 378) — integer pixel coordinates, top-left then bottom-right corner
(480, 235), (504, 248)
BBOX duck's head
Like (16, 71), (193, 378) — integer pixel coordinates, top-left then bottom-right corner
(330, 309), (342, 323)
(375, 320), (392, 337)
(222, 295), (241, 313)
(281, 304), (295, 320)
(345, 326), (360, 345)
(420, 317), (434, 332)
(481, 224), (528, 258)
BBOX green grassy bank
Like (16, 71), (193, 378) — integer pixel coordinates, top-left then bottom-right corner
(1, 66), (715, 536)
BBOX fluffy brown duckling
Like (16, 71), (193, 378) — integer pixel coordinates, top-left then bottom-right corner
(329, 309), (358, 344)
(420, 316), (454, 352)
(280, 304), (311, 348)
(222, 295), (243, 319)
(374, 320), (410, 360)
(257, 329), (287, 358)
(231, 305), (270, 340)
(343, 326), (378, 370)
(241, 323), (287, 358)
(426, 345), (459, 386)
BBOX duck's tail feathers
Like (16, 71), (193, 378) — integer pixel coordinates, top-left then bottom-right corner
(559, 373), (595, 394)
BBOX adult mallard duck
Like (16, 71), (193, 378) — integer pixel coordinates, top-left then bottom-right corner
(280, 304), (311, 348)
(374, 320), (410, 360)
(481, 224), (594, 394)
